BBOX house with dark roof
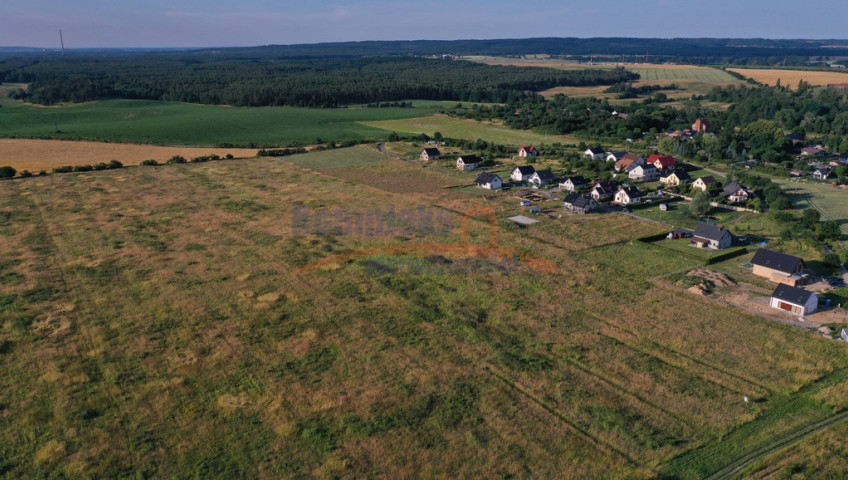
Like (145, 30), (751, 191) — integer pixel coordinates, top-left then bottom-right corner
(583, 147), (605, 160)
(510, 165), (536, 182)
(692, 176), (718, 192)
(563, 193), (597, 214)
(420, 148), (441, 161)
(456, 155), (481, 171)
(590, 180), (619, 200)
(659, 169), (691, 186)
(559, 176), (589, 192)
(613, 186), (642, 205)
(628, 164), (659, 181)
(605, 151), (627, 162)
(692, 223), (731, 250)
(475, 172), (502, 190)
(751, 249), (807, 286)
(530, 169), (555, 188)
(721, 181), (752, 203)
(770, 284), (818, 316)
(813, 167), (833, 181)
(518, 145), (537, 157)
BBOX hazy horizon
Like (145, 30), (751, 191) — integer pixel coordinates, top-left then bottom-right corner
(3, 0), (848, 49)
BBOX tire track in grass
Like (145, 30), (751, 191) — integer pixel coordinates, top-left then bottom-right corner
(707, 409), (848, 480)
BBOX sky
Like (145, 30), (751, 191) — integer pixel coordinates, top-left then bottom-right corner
(2, 0), (848, 49)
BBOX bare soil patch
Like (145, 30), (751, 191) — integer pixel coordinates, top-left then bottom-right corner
(0, 139), (257, 171)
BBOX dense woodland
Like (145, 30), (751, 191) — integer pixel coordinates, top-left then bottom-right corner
(0, 56), (637, 107)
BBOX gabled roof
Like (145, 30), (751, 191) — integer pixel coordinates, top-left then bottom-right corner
(771, 284), (816, 306)
(564, 175), (588, 185)
(534, 169), (555, 181)
(475, 172), (501, 185)
(694, 223), (729, 241)
(722, 181), (750, 197)
(423, 147), (441, 155)
(458, 155), (482, 164)
(519, 145), (536, 153)
(664, 169), (691, 181)
(607, 151), (627, 159)
(814, 167), (832, 176)
(513, 165), (536, 175)
(619, 186), (642, 198)
(697, 175), (718, 185)
(633, 163), (657, 172)
(586, 147), (605, 155)
(593, 180), (619, 193)
(801, 147), (825, 155)
(563, 192), (581, 204)
(648, 154), (676, 168)
(751, 249), (805, 274)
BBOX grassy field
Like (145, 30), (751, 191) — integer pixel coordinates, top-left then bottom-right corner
(0, 97), (430, 146)
(2, 147), (848, 478)
(728, 67), (848, 87)
(360, 114), (580, 146)
(780, 178), (848, 235)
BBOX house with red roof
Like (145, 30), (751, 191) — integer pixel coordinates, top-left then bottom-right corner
(692, 118), (712, 134)
(518, 145), (537, 157)
(647, 154), (677, 172)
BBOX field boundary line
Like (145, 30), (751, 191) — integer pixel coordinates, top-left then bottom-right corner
(485, 366), (640, 467)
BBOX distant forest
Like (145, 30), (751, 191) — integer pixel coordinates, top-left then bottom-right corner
(0, 56), (638, 107)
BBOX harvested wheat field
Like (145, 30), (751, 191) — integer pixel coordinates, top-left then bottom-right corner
(729, 68), (848, 87)
(0, 139), (258, 171)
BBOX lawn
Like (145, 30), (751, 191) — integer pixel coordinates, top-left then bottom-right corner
(0, 97), (431, 146)
(360, 114), (580, 146)
(1, 150), (848, 478)
(779, 178), (848, 235)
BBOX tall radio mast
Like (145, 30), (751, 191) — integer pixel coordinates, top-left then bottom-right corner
(59, 30), (65, 55)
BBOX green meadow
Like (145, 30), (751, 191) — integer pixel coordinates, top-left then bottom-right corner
(0, 98), (432, 146)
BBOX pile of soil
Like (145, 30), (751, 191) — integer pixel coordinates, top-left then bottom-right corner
(687, 269), (736, 287)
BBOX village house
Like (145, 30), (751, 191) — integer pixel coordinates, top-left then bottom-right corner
(770, 284), (818, 316)
(692, 118), (712, 134)
(591, 180), (619, 200)
(475, 172), (503, 190)
(813, 167), (833, 181)
(659, 169), (691, 186)
(456, 155), (481, 171)
(605, 151), (627, 162)
(628, 164), (659, 181)
(614, 154), (644, 172)
(647, 154), (677, 172)
(750, 248), (807, 286)
(584, 147), (606, 160)
(563, 193), (598, 214)
(692, 223), (732, 250)
(721, 181), (752, 203)
(420, 148), (441, 161)
(511, 165), (536, 182)
(559, 175), (589, 192)
(801, 146), (826, 156)
(530, 169), (555, 188)
(518, 145), (538, 157)
(692, 175), (718, 192)
(613, 185), (642, 205)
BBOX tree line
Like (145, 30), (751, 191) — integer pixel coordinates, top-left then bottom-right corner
(3, 56), (638, 107)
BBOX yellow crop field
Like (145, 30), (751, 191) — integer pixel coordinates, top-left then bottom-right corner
(728, 68), (848, 87)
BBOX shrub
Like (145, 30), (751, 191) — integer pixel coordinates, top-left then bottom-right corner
(38, 171), (47, 176)
(107, 160), (123, 169)
(167, 155), (186, 164)
(73, 165), (93, 172)
(52, 166), (73, 173)
(140, 159), (159, 166)
(0, 166), (16, 179)
(225, 154), (234, 159)
(93, 162), (109, 171)
(19, 170), (33, 178)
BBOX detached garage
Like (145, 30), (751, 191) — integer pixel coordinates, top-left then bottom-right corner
(770, 284), (818, 316)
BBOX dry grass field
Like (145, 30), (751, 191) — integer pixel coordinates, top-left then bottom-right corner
(0, 139), (258, 172)
(2, 147), (848, 478)
(728, 68), (848, 87)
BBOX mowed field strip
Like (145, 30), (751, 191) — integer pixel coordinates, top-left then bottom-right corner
(728, 68), (848, 87)
(0, 139), (258, 171)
